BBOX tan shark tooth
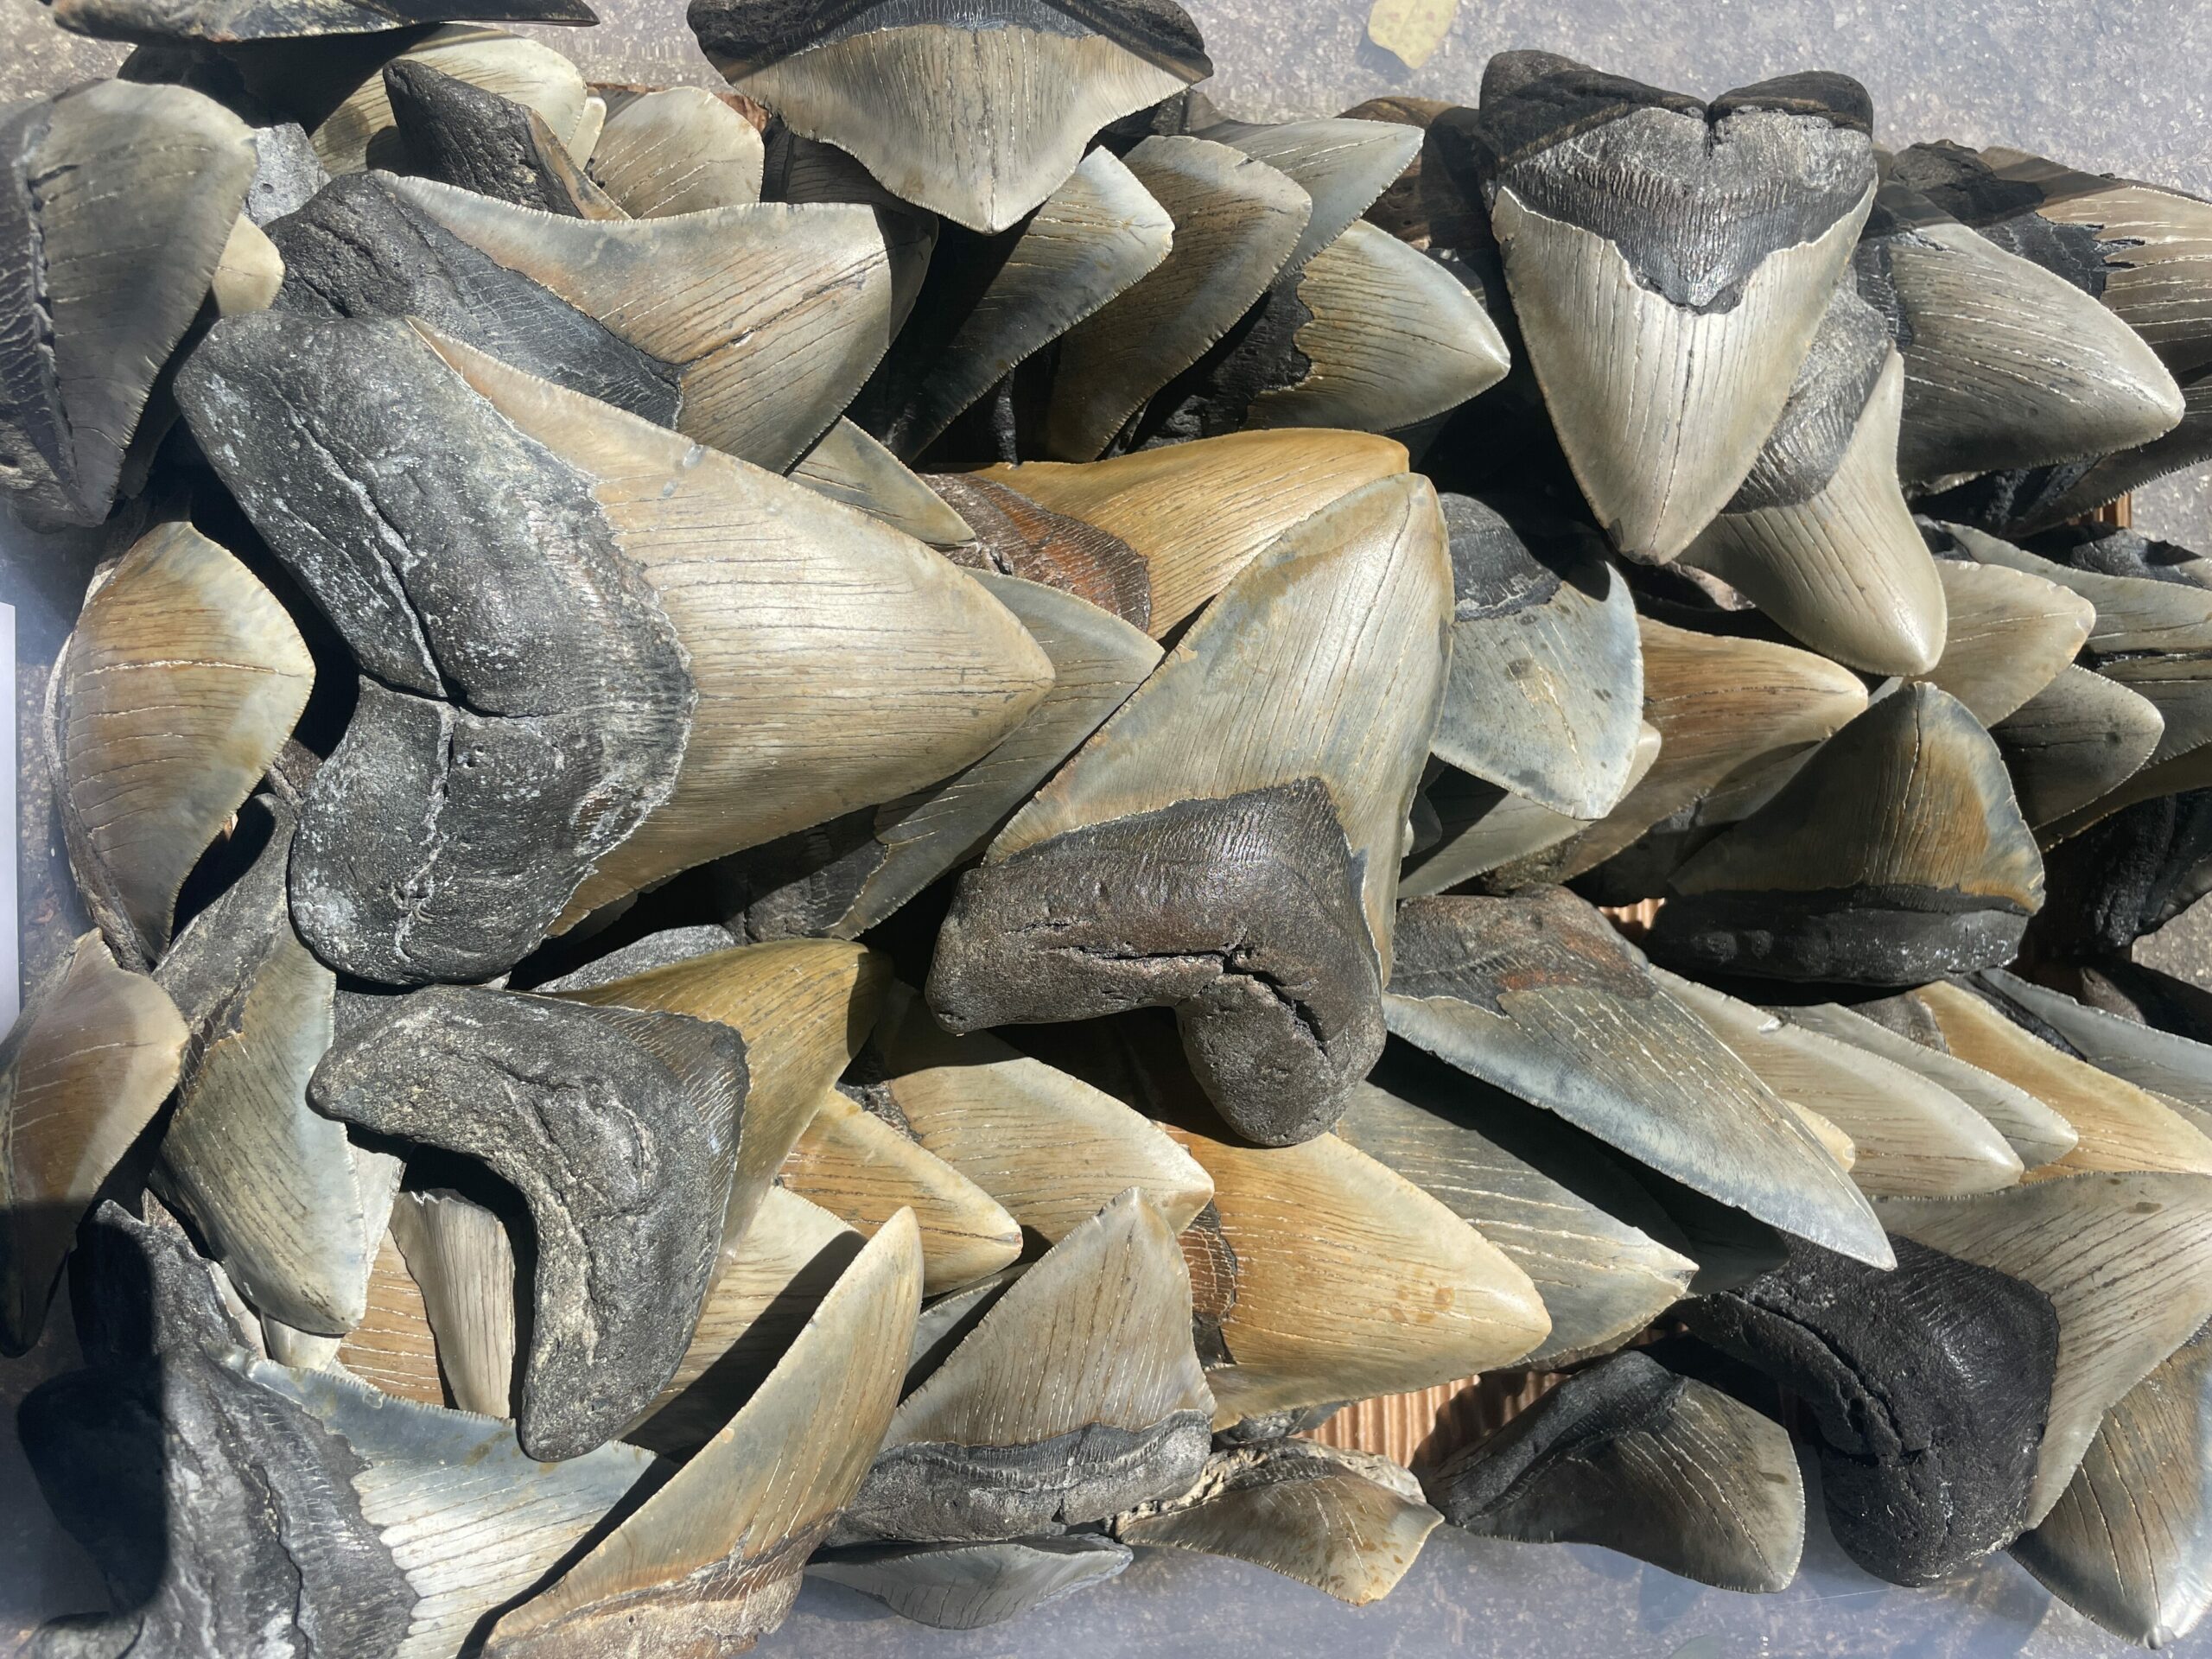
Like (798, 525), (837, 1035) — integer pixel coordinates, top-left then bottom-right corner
(1779, 999), (2078, 1169)
(808, 1535), (1132, 1628)
(692, 0), (1208, 233)
(930, 474), (1451, 1146)
(389, 178), (906, 470)
(1653, 969), (2022, 1196)
(0, 932), (186, 1355)
(484, 1211), (922, 1656)
(1426, 1350), (1806, 1592)
(244, 1357), (660, 1659)
(389, 1188), (518, 1419)
(585, 86), (764, 217)
(1910, 981), (2212, 1178)
(864, 145), (1174, 460)
(51, 521), (313, 964)
(868, 989), (1213, 1241)
(383, 60), (623, 218)
(1916, 557), (2096, 724)
(1791, 1103), (1858, 1169)
(1335, 1073), (1696, 1366)
(782, 1088), (1023, 1297)
(333, 1230), (446, 1408)
(1652, 684), (2046, 985)
(2014, 1325), (2212, 1648)
(1169, 1120), (1549, 1426)
(0, 81), (255, 527)
(838, 1189), (1211, 1542)
(1045, 136), (1312, 460)
(1195, 115), (1425, 277)
(790, 418), (977, 547)
(1115, 1440), (1440, 1605)
(1681, 287), (1946, 675)
(211, 213), (284, 315)
(965, 427), (1410, 637)
(1386, 889), (1891, 1265)
(1984, 967), (2212, 1116)
(311, 26), (590, 174)
(1880, 1172), (2212, 1526)
(1992, 664), (2165, 830)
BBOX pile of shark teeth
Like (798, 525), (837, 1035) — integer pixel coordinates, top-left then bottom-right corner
(12, 1), (2212, 1651)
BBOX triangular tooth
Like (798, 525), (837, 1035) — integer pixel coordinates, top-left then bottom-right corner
(1388, 889), (1892, 1263)
(1425, 1350), (1806, 1592)
(332, 1229), (446, 1407)
(1114, 1440), (1441, 1605)
(1910, 980), (2212, 1179)
(1936, 517), (2212, 654)
(1335, 95), (1449, 244)
(211, 212), (286, 314)
(963, 427), (1411, 638)
(1652, 684), (2046, 984)
(151, 800), (400, 1338)
(243, 1357), (659, 1659)
(929, 474), (1452, 1145)
(0, 81), (255, 527)
(311, 26), (590, 175)
(1655, 969), (2023, 1196)
(1432, 494), (1643, 819)
(861, 146), (1173, 460)
(311, 987), (749, 1460)
(691, 0), (1209, 232)
(586, 85), (764, 217)
(0, 935), (186, 1355)
(1916, 556), (2095, 725)
(51, 521), (312, 964)
(1686, 1234), (2060, 1586)
(808, 1535), (1133, 1630)
(1983, 966), (2212, 1116)
(50, 0), (598, 42)
(1195, 115), (1426, 277)
(791, 418), (977, 547)
(781, 1088), (1024, 1297)
(1443, 60), (1877, 561)
(1879, 1171), (2212, 1526)
(483, 1211), (923, 1656)
(1681, 287), (1947, 675)
(388, 1189), (518, 1419)
(2014, 1323), (2212, 1647)
(382, 60), (623, 218)
(1992, 664), (2165, 831)
(1336, 1072), (1697, 1366)
(840, 1189), (1211, 1542)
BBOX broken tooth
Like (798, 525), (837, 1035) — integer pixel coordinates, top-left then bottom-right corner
(388, 1188), (518, 1419)
(309, 25), (590, 175)
(383, 60), (621, 217)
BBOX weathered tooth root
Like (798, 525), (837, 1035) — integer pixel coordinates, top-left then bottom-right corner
(383, 60), (622, 218)
(49, 0), (597, 45)
(309, 26), (591, 175)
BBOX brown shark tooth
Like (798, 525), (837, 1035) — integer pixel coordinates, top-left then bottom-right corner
(1114, 1440), (1441, 1605)
(691, 0), (1210, 233)
(926, 472), (1159, 630)
(1916, 556), (2095, 725)
(1386, 889), (1892, 1265)
(839, 1189), (1211, 1542)
(483, 1211), (922, 1657)
(1991, 664), (2165, 830)
(963, 427), (1410, 637)
(929, 474), (1451, 1146)
(808, 1535), (1132, 1629)
(331, 1230), (446, 1406)
(586, 86), (765, 216)
(309, 25), (591, 174)
(388, 1187), (518, 1418)
(311, 986), (749, 1459)
(0, 933), (186, 1356)
(790, 418), (977, 547)
(0, 81), (256, 527)
(383, 60), (623, 217)
(51, 520), (313, 964)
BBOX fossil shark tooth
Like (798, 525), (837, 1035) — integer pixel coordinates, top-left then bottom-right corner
(926, 472), (1159, 630)
(0, 80), (255, 527)
(1680, 284), (1946, 675)
(1114, 1440), (1441, 1605)
(332, 1230), (446, 1406)
(1936, 518), (2212, 655)
(0, 934), (186, 1356)
(790, 418), (976, 547)
(1992, 664), (2165, 830)
(1167, 1118), (1549, 1425)
(1426, 1349), (1805, 1592)
(483, 1210), (922, 1656)
(809, 1535), (1133, 1629)
(1440, 59), (1876, 561)
(211, 212), (285, 312)
(1981, 966), (2212, 1116)
(388, 1188), (518, 1418)
(1386, 889), (1891, 1266)
(51, 520), (313, 965)
(311, 986), (749, 1459)
(2014, 1324), (2212, 1648)
(1685, 1234), (2060, 1586)
(691, 0), (1209, 233)
(859, 145), (1173, 460)
(1655, 969), (2022, 1197)
(783, 1088), (1024, 1296)
(1880, 1171), (2212, 1527)
(1044, 135), (1310, 460)
(963, 427), (1410, 637)
(1336, 1071), (1697, 1366)
(585, 85), (764, 216)
(1430, 493), (1643, 820)
(383, 60), (621, 216)
(1653, 684), (2045, 984)
(1916, 556), (2096, 726)
(1194, 114), (1425, 278)
(1909, 980), (2212, 1178)
(52, 0), (594, 41)
(929, 474), (1451, 1146)
(309, 25), (591, 174)
(838, 1189), (1211, 1542)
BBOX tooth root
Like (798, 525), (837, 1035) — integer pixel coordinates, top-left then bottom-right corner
(383, 60), (623, 218)
(808, 1535), (1133, 1630)
(586, 86), (765, 217)
(310, 26), (590, 175)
